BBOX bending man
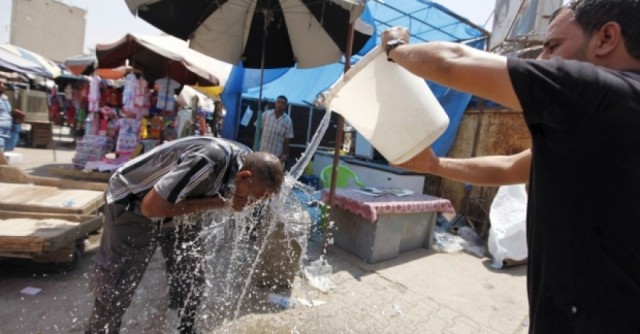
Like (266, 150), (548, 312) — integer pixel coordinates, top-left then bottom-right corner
(85, 136), (284, 334)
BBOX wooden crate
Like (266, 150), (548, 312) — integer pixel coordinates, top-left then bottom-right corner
(29, 122), (53, 148)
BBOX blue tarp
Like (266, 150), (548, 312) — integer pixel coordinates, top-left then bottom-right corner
(222, 0), (489, 156)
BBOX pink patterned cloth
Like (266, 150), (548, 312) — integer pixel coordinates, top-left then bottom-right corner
(322, 188), (455, 223)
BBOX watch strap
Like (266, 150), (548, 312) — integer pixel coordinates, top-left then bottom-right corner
(386, 39), (406, 62)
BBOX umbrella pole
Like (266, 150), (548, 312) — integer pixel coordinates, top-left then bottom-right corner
(163, 61), (171, 118)
(253, 19), (268, 151)
(325, 22), (356, 248)
(48, 78), (57, 162)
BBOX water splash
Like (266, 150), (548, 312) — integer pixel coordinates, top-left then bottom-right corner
(112, 108), (337, 333)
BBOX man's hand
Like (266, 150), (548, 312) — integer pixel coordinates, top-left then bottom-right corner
(391, 147), (439, 174)
(380, 27), (410, 48)
(232, 194), (248, 211)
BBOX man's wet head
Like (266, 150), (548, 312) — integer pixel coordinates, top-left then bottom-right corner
(232, 152), (285, 211)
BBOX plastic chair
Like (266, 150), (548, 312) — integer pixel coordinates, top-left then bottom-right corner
(320, 164), (365, 189)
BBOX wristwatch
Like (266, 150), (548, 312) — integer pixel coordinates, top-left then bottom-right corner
(386, 39), (405, 62)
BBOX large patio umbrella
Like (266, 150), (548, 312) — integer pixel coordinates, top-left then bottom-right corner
(126, 0), (373, 148)
(125, 0), (372, 69)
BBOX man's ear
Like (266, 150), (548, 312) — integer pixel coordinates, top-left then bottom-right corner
(235, 170), (252, 182)
(594, 22), (622, 57)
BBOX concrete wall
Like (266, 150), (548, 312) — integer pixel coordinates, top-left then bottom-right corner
(10, 0), (86, 62)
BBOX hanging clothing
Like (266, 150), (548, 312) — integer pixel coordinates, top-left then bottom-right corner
(88, 75), (101, 113)
(122, 72), (137, 112)
(133, 77), (150, 118)
(155, 77), (181, 111)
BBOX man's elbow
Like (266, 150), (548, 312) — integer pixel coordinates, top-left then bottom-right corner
(140, 200), (162, 217)
(140, 190), (171, 217)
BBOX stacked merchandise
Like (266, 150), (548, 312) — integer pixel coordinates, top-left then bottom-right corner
(71, 135), (114, 169)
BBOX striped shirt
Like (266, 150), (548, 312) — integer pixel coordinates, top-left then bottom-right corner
(259, 109), (293, 157)
(105, 137), (250, 207)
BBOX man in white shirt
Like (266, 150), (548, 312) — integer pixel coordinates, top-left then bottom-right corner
(257, 95), (294, 163)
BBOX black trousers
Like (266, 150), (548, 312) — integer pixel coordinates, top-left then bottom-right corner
(85, 201), (204, 334)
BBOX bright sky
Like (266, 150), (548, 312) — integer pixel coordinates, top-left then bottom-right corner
(0, 0), (497, 54)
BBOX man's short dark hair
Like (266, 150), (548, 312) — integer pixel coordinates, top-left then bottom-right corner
(556, 0), (640, 60)
(277, 95), (288, 104)
(242, 152), (285, 192)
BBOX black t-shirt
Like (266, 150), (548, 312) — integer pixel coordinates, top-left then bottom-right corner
(508, 57), (640, 333)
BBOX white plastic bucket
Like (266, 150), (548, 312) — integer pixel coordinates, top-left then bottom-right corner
(319, 47), (449, 164)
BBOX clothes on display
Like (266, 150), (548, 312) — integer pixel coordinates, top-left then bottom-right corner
(67, 70), (218, 173)
(88, 75), (101, 113)
(115, 117), (141, 155)
(155, 76), (181, 111)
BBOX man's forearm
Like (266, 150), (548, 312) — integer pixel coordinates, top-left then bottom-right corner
(433, 156), (527, 186)
(141, 189), (227, 217)
(169, 197), (227, 216)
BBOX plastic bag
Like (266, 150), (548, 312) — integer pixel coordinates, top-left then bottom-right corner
(488, 184), (528, 268)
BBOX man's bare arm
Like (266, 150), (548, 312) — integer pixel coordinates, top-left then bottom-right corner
(140, 188), (227, 217)
(383, 28), (522, 111)
(393, 148), (531, 186)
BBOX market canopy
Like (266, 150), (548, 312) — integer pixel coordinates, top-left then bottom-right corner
(65, 53), (137, 80)
(64, 53), (97, 76)
(0, 47), (52, 78)
(0, 44), (62, 78)
(95, 34), (233, 87)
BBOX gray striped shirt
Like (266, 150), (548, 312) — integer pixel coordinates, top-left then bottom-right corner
(105, 137), (250, 207)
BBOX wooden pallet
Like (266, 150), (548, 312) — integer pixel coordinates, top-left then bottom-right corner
(0, 211), (102, 262)
(0, 165), (106, 215)
(0, 182), (104, 215)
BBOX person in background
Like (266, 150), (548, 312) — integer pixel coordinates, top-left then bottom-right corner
(5, 84), (24, 151)
(0, 80), (21, 152)
(257, 95), (293, 164)
(84, 136), (284, 334)
(193, 111), (207, 136)
(208, 100), (224, 137)
(175, 103), (193, 139)
(383, 0), (640, 332)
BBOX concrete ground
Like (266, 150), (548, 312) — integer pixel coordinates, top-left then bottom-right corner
(0, 127), (529, 334)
